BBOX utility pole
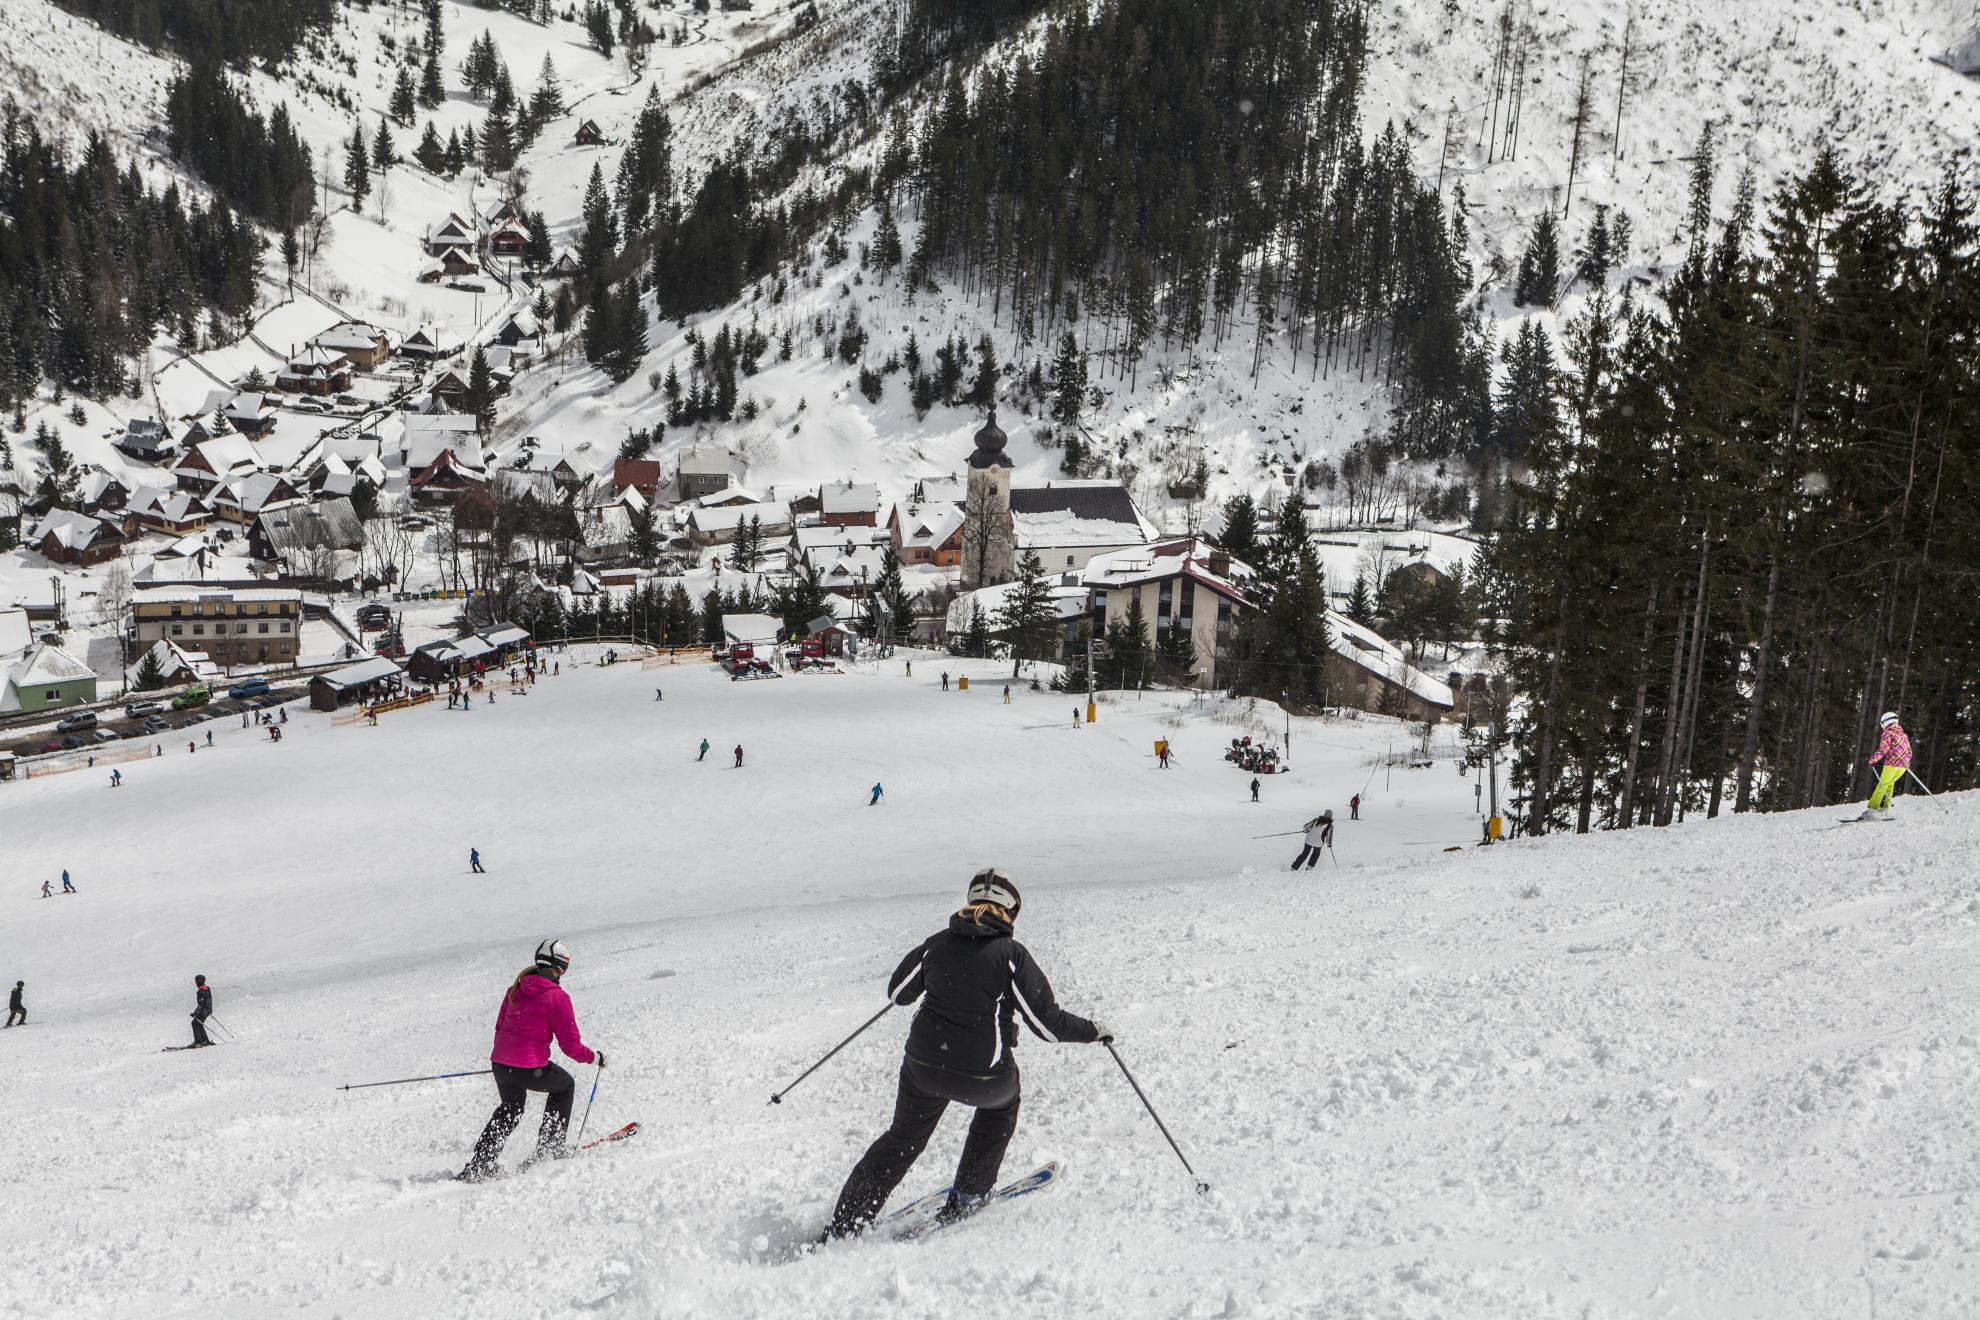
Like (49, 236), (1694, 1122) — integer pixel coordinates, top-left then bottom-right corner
(1085, 628), (1095, 723)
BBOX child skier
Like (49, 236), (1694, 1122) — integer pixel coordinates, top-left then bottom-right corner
(1861, 712), (1912, 821)
(1349, 793), (1361, 820)
(821, 869), (1109, 1239)
(458, 939), (599, 1181)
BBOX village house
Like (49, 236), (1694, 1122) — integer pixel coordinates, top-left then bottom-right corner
(127, 637), (206, 689)
(275, 345), (353, 396)
(0, 640), (97, 713)
(170, 434), (264, 494)
(819, 480), (881, 529)
(209, 473), (307, 526)
(224, 392), (278, 437)
(312, 321), (392, 371)
(612, 458), (664, 503)
(409, 449), (486, 504)
(124, 485), (213, 537)
(887, 502), (965, 568)
(1009, 480), (1152, 573)
(675, 445), (738, 501)
(1082, 538), (1254, 691)
(1325, 610), (1456, 722)
(308, 656), (404, 711)
(249, 498), (363, 569)
(491, 309), (539, 347)
(487, 215), (532, 258)
(77, 470), (129, 515)
(423, 212), (477, 256)
(685, 500), (792, 547)
(400, 323), (463, 361)
(131, 587), (304, 668)
(574, 119), (606, 146)
(115, 418), (178, 463)
(31, 510), (124, 567)
(418, 246), (482, 284)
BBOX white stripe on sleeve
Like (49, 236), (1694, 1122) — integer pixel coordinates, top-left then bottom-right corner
(1008, 959), (1058, 1042)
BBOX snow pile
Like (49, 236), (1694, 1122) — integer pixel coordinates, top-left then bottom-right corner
(3, 652), (1976, 1316)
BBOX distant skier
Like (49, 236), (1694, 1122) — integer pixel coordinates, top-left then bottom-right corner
(1002, 684), (1011, 704)
(821, 869), (1109, 1239)
(1291, 811), (1334, 871)
(733, 744), (744, 768)
(458, 939), (599, 1182)
(1250, 777), (1260, 803)
(1349, 794), (1361, 820)
(190, 975), (213, 1048)
(61, 870), (75, 894)
(204, 730), (213, 748)
(1072, 707), (1080, 728)
(904, 661), (912, 678)
(869, 783), (884, 806)
(1157, 743), (1171, 769)
(6, 981), (23, 1026)
(471, 848), (485, 875)
(941, 672), (949, 691)
(187, 741), (195, 755)
(39, 880), (52, 899)
(655, 688), (664, 701)
(698, 738), (710, 762)
(1861, 711), (1912, 821)
(110, 768), (122, 787)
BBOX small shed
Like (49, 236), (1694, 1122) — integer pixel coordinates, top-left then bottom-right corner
(310, 656), (404, 710)
(408, 639), (465, 685)
(575, 119), (606, 146)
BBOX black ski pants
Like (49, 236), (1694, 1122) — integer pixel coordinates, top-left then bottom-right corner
(831, 1058), (1020, 1235)
(1292, 844), (1325, 870)
(468, 1062), (575, 1171)
(6, 1008), (23, 1026)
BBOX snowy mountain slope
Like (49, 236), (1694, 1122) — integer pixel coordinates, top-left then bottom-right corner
(505, 0), (1980, 536)
(4, 651), (1976, 1318)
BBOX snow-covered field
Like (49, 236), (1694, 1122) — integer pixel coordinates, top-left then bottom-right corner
(3, 651), (1975, 1318)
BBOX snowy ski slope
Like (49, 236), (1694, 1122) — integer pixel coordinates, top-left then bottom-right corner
(3, 651), (1975, 1318)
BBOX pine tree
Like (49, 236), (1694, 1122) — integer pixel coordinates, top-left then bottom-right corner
(419, 44), (446, 108)
(1346, 573), (1373, 623)
(1049, 330), (1086, 427)
(343, 122), (370, 207)
(1514, 210), (1560, 306)
(1217, 493), (1259, 563)
(464, 346), (497, 433)
(443, 128), (464, 176)
(996, 549), (1056, 678)
(530, 55), (564, 124)
(526, 209), (554, 267)
(134, 648), (165, 691)
(372, 116), (397, 170)
(390, 66), (417, 126)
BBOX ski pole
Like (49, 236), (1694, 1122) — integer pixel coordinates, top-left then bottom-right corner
(1905, 767), (1935, 796)
(338, 1069), (493, 1091)
(574, 1062), (601, 1147)
(1251, 830), (1304, 840)
(770, 1002), (892, 1105)
(208, 1015), (237, 1039)
(1103, 1041), (1209, 1195)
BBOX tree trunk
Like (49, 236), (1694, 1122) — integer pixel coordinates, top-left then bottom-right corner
(1733, 554), (1779, 812)
(1616, 582), (1659, 829)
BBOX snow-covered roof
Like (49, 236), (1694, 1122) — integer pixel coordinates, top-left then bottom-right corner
(135, 587), (303, 605)
(793, 524), (888, 552)
(1009, 481), (1152, 549)
(130, 486), (209, 523)
(688, 501), (790, 534)
(677, 446), (736, 476)
(0, 607), (30, 661)
(314, 322), (389, 352)
(1325, 610), (1454, 709)
(893, 504), (965, 551)
(316, 656), (403, 690)
(126, 638), (205, 684)
(483, 625), (529, 648)
(32, 510), (115, 552)
(1082, 538), (1253, 605)
(722, 613), (786, 646)
(819, 481), (880, 516)
(915, 475), (967, 505)
(16, 640), (94, 687)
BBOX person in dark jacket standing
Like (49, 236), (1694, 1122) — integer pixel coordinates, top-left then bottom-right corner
(6, 981), (23, 1027)
(823, 869), (1111, 1238)
(191, 975), (213, 1047)
(733, 744), (744, 768)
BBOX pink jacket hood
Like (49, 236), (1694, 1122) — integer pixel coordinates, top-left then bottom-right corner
(490, 970), (594, 1068)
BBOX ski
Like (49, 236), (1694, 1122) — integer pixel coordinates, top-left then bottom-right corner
(580, 1120), (639, 1151)
(894, 1162), (1062, 1243)
(160, 1043), (220, 1052)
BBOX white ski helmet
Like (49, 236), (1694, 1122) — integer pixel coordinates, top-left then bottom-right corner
(535, 939), (572, 971)
(1880, 711), (1900, 728)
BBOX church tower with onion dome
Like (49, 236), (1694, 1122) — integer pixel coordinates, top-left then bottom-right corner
(962, 407), (1015, 588)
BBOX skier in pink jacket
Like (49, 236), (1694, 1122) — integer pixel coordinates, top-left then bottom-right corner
(459, 939), (602, 1181)
(1861, 711), (1912, 821)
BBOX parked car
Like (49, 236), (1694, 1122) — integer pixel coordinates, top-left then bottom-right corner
(59, 734), (84, 750)
(176, 716), (207, 730)
(171, 686), (211, 710)
(55, 711), (98, 733)
(142, 715), (171, 734)
(125, 700), (165, 719)
(90, 728), (119, 743)
(335, 393), (363, 407)
(289, 398), (328, 414)
(38, 738), (62, 753)
(228, 678), (271, 700)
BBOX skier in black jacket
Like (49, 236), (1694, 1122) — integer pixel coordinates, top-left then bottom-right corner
(824, 868), (1110, 1238)
(6, 980), (23, 1027)
(190, 975), (213, 1047)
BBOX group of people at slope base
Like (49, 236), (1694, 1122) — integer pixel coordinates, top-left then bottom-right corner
(452, 869), (1114, 1242)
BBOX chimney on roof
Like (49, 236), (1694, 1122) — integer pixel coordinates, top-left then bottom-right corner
(1207, 547), (1231, 577)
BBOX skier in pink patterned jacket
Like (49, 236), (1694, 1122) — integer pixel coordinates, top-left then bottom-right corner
(459, 939), (602, 1181)
(1861, 712), (1912, 821)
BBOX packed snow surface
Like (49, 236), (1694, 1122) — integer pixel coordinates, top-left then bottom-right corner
(3, 652), (1976, 1317)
